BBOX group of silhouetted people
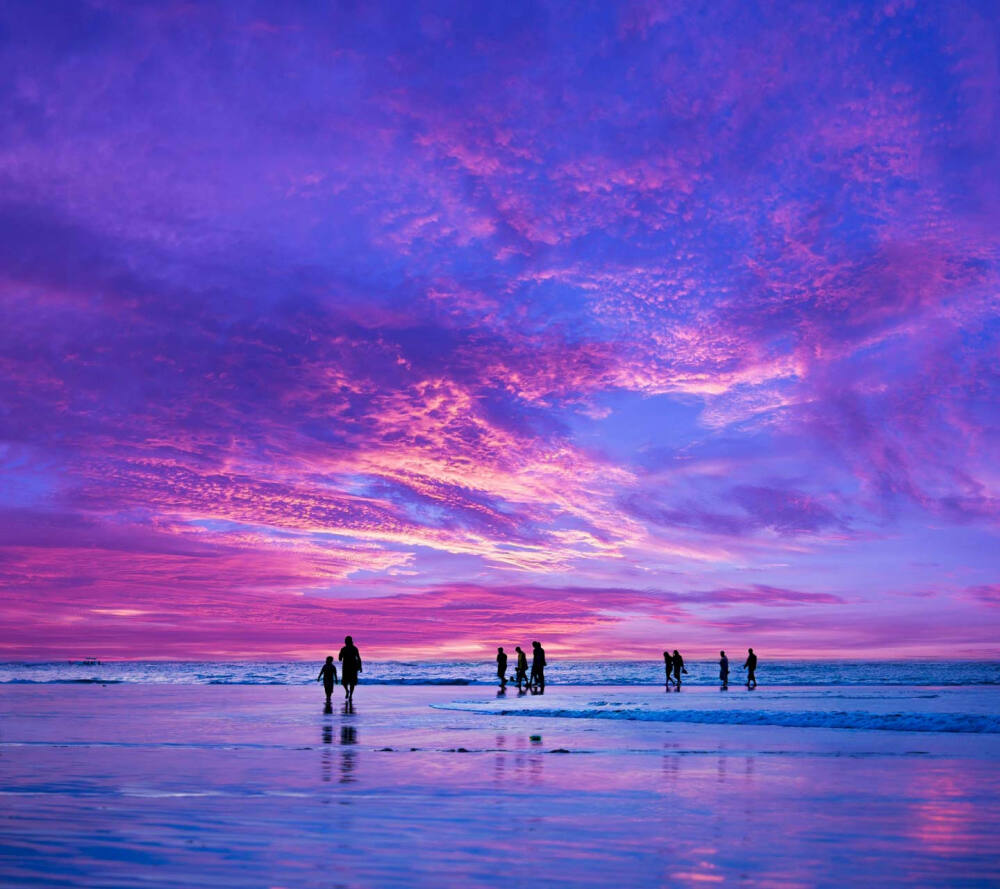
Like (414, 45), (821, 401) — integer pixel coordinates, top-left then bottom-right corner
(496, 641), (546, 693)
(666, 647), (758, 690)
(317, 638), (759, 705)
(316, 636), (363, 703)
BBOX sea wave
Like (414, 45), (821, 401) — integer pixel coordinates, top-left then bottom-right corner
(433, 703), (1000, 734)
(1, 660), (998, 687)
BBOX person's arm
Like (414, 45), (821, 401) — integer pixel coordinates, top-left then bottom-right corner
(357, 652), (363, 673)
(317, 667), (323, 681)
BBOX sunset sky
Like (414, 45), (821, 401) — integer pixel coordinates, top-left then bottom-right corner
(1, 0), (998, 660)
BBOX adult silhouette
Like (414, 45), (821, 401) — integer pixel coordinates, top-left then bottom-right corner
(719, 650), (729, 689)
(743, 647), (757, 688)
(672, 650), (687, 687)
(663, 651), (674, 689)
(338, 636), (363, 700)
(316, 655), (337, 704)
(496, 646), (508, 690)
(514, 645), (528, 692)
(530, 641), (546, 692)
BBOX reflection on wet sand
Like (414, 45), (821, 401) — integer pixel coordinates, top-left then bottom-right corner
(340, 725), (358, 784)
(3, 684), (999, 889)
(322, 722), (334, 783)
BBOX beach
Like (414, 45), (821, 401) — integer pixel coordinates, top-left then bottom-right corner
(2, 672), (999, 888)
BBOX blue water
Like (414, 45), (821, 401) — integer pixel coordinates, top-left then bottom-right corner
(2, 659), (997, 686)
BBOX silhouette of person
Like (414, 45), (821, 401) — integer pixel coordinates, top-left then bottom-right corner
(496, 646), (508, 690)
(743, 647), (757, 688)
(338, 636), (363, 701)
(530, 641), (546, 692)
(663, 651), (674, 689)
(672, 650), (687, 687)
(515, 645), (528, 692)
(719, 650), (729, 689)
(317, 655), (338, 704)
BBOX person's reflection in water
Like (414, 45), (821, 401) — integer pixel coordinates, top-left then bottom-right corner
(321, 722), (333, 783)
(494, 733), (507, 784)
(323, 700), (333, 714)
(343, 698), (355, 715)
(340, 725), (357, 784)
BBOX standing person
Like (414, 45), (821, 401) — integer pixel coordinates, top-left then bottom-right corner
(496, 646), (508, 690)
(515, 645), (528, 692)
(672, 650), (688, 687)
(719, 651), (729, 689)
(316, 656), (337, 704)
(338, 636), (363, 701)
(743, 647), (757, 688)
(530, 641), (546, 692)
(663, 651), (674, 689)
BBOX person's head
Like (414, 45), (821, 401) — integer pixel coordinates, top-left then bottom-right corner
(515, 645), (522, 652)
(532, 640), (539, 648)
(673, 649), (679, 655)
(345, 635), (353, 645)
(720, 651), (725, 657)
(497, 646), (504, 652)
(748, 647), (754, 653)
(325, 656), (333, 664)
(663, 651), (669, 658)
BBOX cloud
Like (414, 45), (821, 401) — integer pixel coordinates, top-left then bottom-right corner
(0, 0), (998, 658)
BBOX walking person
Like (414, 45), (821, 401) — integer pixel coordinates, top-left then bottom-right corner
(496, 646), (508, 690)
(515, 645), (528, 692)
(338, 635), (363, 701)
(743, 647), (757, 689)
(316, 656), (337, 704)
(663, 650), (675, 689)
(719, 650), (729, 689)
(530, 641), (546, 693)
(672, 650), (688, 687)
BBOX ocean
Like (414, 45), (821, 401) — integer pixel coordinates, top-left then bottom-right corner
(3, 658), (998, 687)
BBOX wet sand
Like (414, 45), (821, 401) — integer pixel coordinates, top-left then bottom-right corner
(1, 683), (998, 887)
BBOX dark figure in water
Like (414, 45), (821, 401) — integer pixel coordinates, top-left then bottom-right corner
(515, 645), (528, 692)
(317, 656), (338, 704)
(663, 651), (674, 689)
(338, 636), (363, 701)
(496, 646), (508, 690)
(530, 641), (546, 692)
(743, 647), (757, 688)
(719, 651), (729, 689)
(672, 650), (688, 687)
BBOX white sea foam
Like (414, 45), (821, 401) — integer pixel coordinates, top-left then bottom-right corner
(434, 701), (1000, 733)
(1, 660), (997, 687)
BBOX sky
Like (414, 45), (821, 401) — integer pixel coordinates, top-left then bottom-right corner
(1, 0), (998, 661)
